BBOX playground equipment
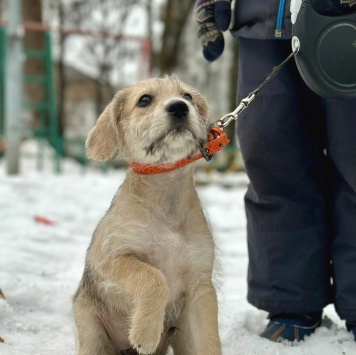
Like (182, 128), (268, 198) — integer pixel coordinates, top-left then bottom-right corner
(0, 25), (61, 172)
(0, 18), (151, 174)
(23, 31), (61, 172)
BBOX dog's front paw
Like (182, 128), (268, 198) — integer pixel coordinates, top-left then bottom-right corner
(129, 318), (163, 355)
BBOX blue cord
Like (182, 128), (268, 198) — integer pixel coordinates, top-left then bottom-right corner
(274, 0), (286, 39)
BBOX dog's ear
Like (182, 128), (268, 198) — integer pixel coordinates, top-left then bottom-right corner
(195, 92), (210, 120)
(86, 92), (124, 161)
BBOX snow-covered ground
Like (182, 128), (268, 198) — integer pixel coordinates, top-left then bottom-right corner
(1, 151), (355, 355)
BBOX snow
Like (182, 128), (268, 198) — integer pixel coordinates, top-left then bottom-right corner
(1, 152), (355, 355)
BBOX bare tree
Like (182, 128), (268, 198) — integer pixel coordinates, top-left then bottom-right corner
(67, 0), (140, 116)
(143, 0), (153, 74)
(57, 0), (66, 135)
(44, 0), (87, 136)
(159, 0), (194, 74)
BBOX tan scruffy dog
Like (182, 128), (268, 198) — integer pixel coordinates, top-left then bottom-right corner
(73, 76), (222, 355)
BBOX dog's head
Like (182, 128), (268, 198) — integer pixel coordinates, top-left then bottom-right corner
(85, 76), (210, 163)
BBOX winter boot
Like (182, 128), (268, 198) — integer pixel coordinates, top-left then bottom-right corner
(260, 312), (322, 342)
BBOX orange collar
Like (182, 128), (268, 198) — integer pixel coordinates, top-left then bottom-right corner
(129, 127), (230, 175)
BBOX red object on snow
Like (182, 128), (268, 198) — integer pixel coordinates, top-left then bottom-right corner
(34, 215), (55, 226)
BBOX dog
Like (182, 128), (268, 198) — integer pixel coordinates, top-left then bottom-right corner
(73, 76), (222, 355)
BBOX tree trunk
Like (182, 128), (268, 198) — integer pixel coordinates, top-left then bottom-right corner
(145, 0), (153, 74)
(57, 2), (66, 136)
(159, 0), (194, 74)
(22, 0), (44, 104)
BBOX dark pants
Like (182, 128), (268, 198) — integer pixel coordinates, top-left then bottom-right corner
(236, 38), (356, 321)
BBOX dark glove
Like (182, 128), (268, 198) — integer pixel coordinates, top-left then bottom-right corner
(195, 0), (232, 62)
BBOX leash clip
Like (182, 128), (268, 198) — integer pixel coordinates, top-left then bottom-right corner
(216, 94), (256, 129)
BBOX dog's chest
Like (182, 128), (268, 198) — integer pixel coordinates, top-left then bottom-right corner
(148, 225), (213, 301)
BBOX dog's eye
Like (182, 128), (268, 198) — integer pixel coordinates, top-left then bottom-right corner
(138, 95), (153, 107)
(182, 93), (193, 102)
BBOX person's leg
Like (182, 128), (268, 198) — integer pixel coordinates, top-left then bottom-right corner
(324, 98), (356, 331)
(236, 38), (333, 319)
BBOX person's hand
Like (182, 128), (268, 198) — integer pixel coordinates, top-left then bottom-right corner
(195, 0), (232, 62)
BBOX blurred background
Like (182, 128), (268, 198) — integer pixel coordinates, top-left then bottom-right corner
(0, 0), (244, 175)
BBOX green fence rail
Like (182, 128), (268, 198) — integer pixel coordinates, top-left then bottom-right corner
(0, 29), (62, 171)
(24, 31), (61, 172)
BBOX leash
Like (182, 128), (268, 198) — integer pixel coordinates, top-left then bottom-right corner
(215, 47), (299, 129)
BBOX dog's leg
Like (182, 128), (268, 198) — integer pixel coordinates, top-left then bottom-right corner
(171, 280), (221, 355)
(101, 255), (170, 355)
(170, 310), (195, 355)
(74, 296), (116, 355)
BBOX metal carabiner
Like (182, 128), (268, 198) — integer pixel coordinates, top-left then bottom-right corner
(216, 113), (236, 129)
(216, 94), (256, 129)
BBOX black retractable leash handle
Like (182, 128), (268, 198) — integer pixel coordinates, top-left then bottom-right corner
(292, 0), (356, 100)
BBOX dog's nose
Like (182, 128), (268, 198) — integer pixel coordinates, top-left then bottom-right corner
(167, 100), (189, 119)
